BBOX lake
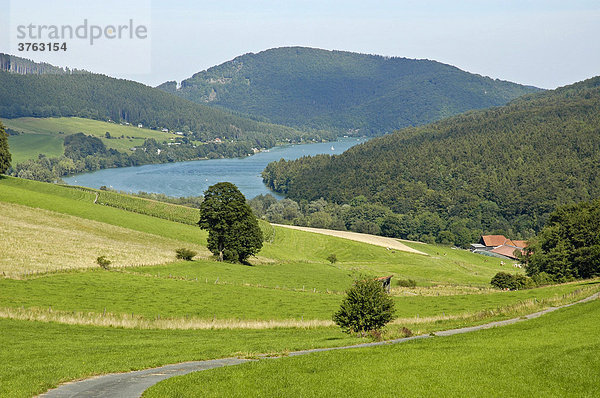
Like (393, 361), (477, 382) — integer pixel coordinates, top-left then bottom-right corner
(63, 137), (367, 199)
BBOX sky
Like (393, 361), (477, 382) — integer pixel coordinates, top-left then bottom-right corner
(1, 0), (599, 89)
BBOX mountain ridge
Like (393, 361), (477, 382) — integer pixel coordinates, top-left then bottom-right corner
(159, 46), (541, 135)
(0, 53), (332, 145)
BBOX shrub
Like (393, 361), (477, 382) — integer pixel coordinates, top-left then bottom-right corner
(327, 253), (338, 264)
(333, 278), (395, 335)
(490, 272), (534, 290)
(96, 256), (111, 270)
(512, 274), (534, 290)
(396, 279), (417, 288)
(176, 248), (197, 261)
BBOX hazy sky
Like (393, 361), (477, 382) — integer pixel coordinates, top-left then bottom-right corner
(1, 0), (599, 89)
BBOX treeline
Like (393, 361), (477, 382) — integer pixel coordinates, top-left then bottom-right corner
(0, 53), (71, 75)
(9, 133), (265, 182)
(492, 199), (600, 289)
(0, 69), (335, 144)
(249, 194), (482, 247)
(524, 199), (600, 280)
(0, 122), (10, 174)
(263, 76), (600, 245)
(165, 46), (539, 135)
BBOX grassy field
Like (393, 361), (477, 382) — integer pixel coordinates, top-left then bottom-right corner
(62, 185), (202, 225)
(0, 177), (513, 285)
(0, 319), (362, 398)
(1, 176), (597, 397)
(6, 132), (65, 164)
(0, 264), (593, 322)
(0, 201), (206, 278)
(3, 117), (173, 162)
(144, 299), (600, 397)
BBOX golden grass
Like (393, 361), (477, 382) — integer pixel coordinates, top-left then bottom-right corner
(391, 285), (497, 297)
(0, 306), (334, 330)
(0, 202), (208, 278)
(272, 224), (427, 255)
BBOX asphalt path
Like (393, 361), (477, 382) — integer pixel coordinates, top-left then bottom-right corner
(40, 292), (599, 397)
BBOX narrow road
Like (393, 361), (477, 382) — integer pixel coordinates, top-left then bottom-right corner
(272, 224), (427, 255)
(39, 359), (250, 398)
(40, 292), (599, 398)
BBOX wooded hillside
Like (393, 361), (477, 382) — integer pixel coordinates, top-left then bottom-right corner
(161, 47), (540, 135)
(263, 76), (600, 239)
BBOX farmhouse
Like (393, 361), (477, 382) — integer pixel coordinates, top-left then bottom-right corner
(470, 235), (527, 260)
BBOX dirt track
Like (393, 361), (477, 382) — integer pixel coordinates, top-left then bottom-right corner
(272, 224), (427, 255)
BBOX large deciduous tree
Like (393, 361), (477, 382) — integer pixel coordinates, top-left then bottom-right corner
(0, 122), (11, 174)
(198, 182), (263, 263)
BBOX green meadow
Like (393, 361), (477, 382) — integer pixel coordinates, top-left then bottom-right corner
(5, 132), (64, 163)
(0, 176), (598, 397)
(0, 320), (361, 398)
(144, 299), (600, 398)
(3, 117), (172, 162)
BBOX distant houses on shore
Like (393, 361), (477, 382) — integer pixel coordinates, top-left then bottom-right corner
(470, 235), (527, 260)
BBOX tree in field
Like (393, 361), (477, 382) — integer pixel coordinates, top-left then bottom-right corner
(524, 199), (600, 280)
(333, 278), (395, 335)
(0, 122), (11, 174)
(198, 182), (263, 263)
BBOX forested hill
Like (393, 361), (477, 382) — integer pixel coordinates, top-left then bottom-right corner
(0, 53), (71, 75)
(263, 76), (600, 237)
(159, 47), (541, 135)
(0, 56), (325, 144)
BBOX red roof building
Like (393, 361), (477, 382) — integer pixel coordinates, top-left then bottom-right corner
(476, 235), (528, 260)
(481, 235), (510, 247)
(490, 245), (524, 259)
(512, 240), (528, 249)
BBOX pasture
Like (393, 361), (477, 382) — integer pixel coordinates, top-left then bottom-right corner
(1, 176), (598, 397)
(3, 117), (172, 162)
(144, 299), (600, 397)
(0, 201), (206, 278)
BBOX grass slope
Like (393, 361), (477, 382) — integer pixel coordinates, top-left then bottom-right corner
(0, 176), (513, 285)
(5, 132), (64, 163)
(0, 201), (206, 278)
(145, 299), (600, 397)
(0, 319), (361, 398)
(3, 117), (170, 162)
(0, 271), (591, 322)
(1, 176), (599, 397)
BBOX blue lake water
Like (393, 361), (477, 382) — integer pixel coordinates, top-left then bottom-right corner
(63, 138), (367, 199)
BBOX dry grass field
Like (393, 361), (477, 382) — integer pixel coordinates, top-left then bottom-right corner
(0, 202), (207, 278)
(271, 224), (427, 255)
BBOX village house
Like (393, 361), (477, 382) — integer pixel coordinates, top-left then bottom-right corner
(470, 235), (527, 260)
